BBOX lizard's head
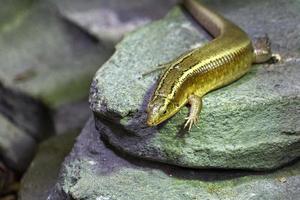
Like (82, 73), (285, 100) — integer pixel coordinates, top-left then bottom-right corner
(253, 35), (273, 63)
(146, 96), (176, 126)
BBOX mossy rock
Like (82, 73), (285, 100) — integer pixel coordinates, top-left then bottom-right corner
(90, 0), (300, 170)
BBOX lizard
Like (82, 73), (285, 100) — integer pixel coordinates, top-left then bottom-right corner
(146, 0), (279, 130)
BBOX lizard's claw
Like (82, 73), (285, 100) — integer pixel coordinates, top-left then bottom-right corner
(184, 116), (199, 131)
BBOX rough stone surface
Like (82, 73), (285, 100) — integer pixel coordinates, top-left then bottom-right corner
(52, 0), (179, 46)
(0, 0), (112, 107)
(89, 0), (300, 170)
(50, 119), (300, 200)
(19, 131), (78, 200)
(0, 114), (36, 172)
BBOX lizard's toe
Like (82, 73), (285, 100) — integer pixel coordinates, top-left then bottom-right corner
(184, 116), (199, 131)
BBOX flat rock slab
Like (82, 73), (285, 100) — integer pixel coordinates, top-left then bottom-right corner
(50, 119), (300, 200)
(0, 0), (112, 107)
(52, 0), (179, 46)
(90, 0), (300, 170)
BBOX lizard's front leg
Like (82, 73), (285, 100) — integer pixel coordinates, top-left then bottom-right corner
(184, 94), (202, 131)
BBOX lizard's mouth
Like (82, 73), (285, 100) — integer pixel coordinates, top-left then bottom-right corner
(146, 116), (158, 126)
(146, 112), (170, 127)
(146, 111), (163, 126)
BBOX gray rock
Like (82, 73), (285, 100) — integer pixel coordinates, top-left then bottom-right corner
(19, 131), (78, 200)
(0, 83), (54, 142)
(0, 114), (36, 172)
(50, 119), (300, 200)
(54, 100), (91, 135)
(0, 0), (112, 108)
(89, 0), (300, 170)
(52, 0), (179, 46)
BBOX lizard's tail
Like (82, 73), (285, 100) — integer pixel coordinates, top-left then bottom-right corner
(182, 0), (232, 37)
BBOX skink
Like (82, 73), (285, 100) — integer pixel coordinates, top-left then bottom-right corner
(147, 0), (277, 130)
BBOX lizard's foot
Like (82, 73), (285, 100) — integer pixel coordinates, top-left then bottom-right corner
(184, 95), (202, 131)
(253, 34), (281, 64)
(184, 116), (199, 131)
(269, 53), (281, 63)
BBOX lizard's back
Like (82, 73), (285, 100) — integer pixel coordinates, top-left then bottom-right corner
(154, 0), (254, 107)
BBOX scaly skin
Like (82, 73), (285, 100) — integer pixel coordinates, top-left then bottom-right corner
(147, 0), (275, 130)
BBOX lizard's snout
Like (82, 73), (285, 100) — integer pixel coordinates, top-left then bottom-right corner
(146, 115), (156, 126)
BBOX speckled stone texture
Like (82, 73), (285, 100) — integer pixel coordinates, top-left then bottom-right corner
(89, 0), (300, 170)
(50, 119), (300, 200)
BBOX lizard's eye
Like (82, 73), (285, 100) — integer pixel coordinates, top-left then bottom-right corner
(163, 110), (167, 114)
